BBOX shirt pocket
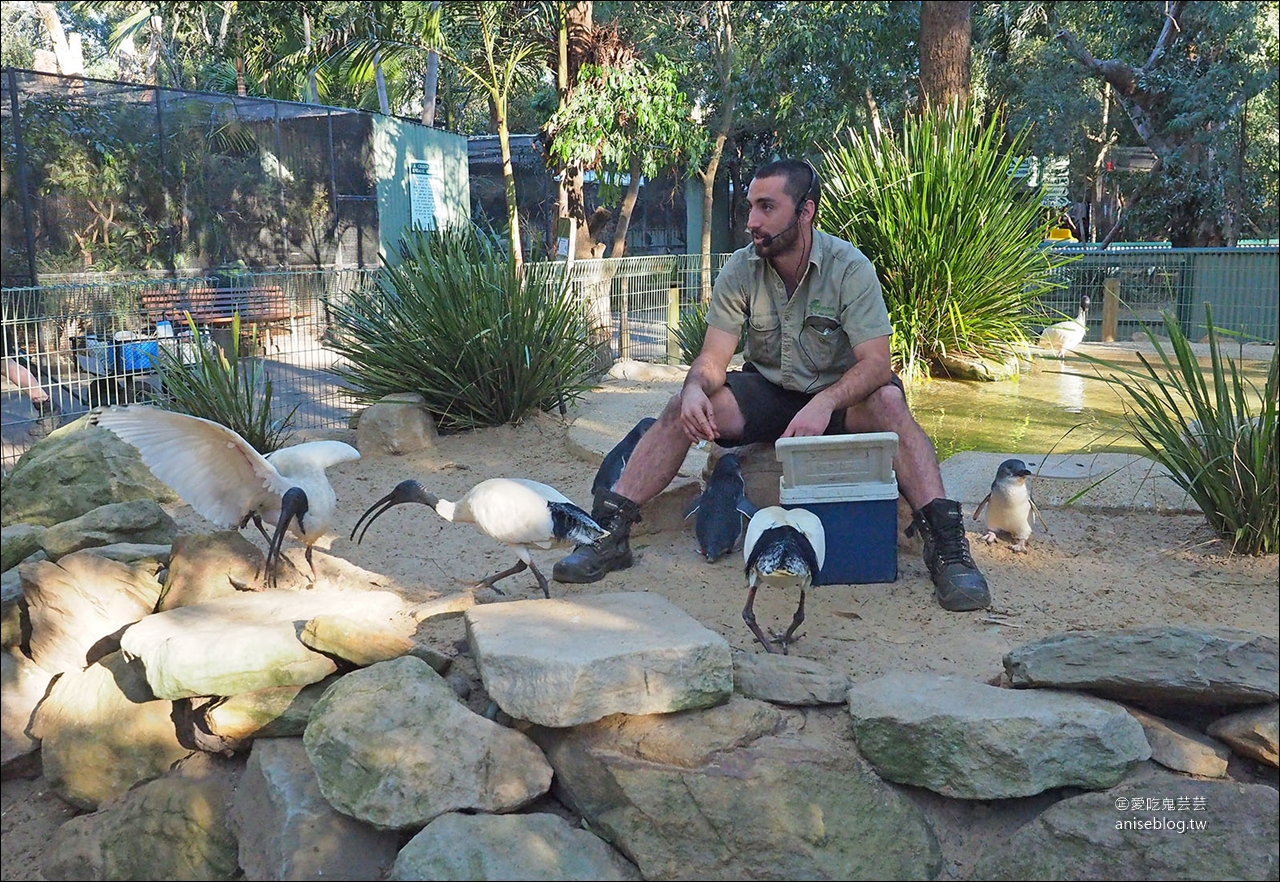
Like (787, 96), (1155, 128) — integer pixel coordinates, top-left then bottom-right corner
(800, 315), (848, 368)
(745, 301), (781, 366)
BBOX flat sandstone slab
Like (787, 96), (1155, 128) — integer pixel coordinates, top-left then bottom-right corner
(466, 592), (733, 727)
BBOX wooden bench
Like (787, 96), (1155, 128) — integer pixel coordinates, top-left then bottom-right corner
(139, 285), (311, 349)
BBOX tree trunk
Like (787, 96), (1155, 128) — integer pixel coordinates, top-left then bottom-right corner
(555, 2), (594, 257)
(610, 154), (643, 258)
(494, 98), (524, 271)
(374, 50), (390, 115)
(421, 1), (441, 125)
(919, 0), (971, 108)
(35, 3), (85, 75)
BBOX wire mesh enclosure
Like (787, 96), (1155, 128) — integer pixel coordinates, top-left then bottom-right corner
(1, 68), (385, 286)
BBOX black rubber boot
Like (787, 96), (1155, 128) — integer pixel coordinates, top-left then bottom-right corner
(908, 498), (991, 611)
(553, 489), (644, 583)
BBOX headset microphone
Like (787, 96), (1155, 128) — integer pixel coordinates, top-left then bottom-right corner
(758, 215), (799, 249)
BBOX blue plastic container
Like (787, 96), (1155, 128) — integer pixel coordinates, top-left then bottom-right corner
(117, 339), (162, 372)
(780, 480), (899, 585)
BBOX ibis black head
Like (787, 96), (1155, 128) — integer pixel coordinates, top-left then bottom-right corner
(351, 479), (437, 544)
(266, 486), (309, 586)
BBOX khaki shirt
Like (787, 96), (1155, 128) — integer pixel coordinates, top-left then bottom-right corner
(705, 229), (892, 393)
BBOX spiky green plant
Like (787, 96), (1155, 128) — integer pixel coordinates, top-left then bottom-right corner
(152, 313), (297, 453)
(821, 99), (1063, 381)
(326, 226), (601, 432)
(1079, 305), (1278, 555)
(670, 298), (745, 366)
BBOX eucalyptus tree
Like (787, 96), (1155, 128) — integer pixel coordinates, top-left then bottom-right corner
(313, 0), (549, 268)
(544, 56), (706, 257)
(919, 0), (971, 107)
(977, 0), (1278, 247)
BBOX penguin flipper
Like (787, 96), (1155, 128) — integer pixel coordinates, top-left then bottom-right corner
(736, 495), (758, 519)
(973, 493), (991, 522)
(683, 494), (703, 520)
(1029, 498), (1049, 532)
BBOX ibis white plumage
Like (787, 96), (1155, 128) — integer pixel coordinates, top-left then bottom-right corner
(91, 405), (361, 584)
(742, 506), (826, 654)
(351, 477), (606, 599)
(1038, 294), (1091, 357)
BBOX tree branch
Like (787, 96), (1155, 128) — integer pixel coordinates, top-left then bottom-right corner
(1143, 0), (1189, 71)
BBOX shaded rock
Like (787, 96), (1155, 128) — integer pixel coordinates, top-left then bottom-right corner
(118, 586), (413, 699)
(30, 651), (191, 810)
(232, 737), (401, 881)
(304, 655), (552, 831)
(200, 675), (342, 746)
(973, 766), (1279, 880)
(1003, 627), (1279, 706)
(159, 531), (264, 610)
(1, 567), (25, 649)
(0, 420), (175, 528)
(80, 542), (170, 569)
(40, 499), (178, 560)
(390, 811), (642, 881)
(23, 550), (163, 675)
(465, 592), (733, 727)
(1, 646), (53, 773)
(848, 673), (1150, 799)
(1, 523), (46, 572)
(532, 697), (942, 881)
(356, 391), (437, 456)
(732, 648), (851, 705)
(1207, 702), (1279, 767)
(1126, 707), (1230, 778)
(42, 752), (241, 881)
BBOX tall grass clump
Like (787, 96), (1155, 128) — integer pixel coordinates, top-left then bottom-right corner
(153, 313), (297, 453)
(327, 226), (601, 432)
(821, 99), (1063, 381)
(1080, 305), (1278, 555)
(671, 299), (744, 365)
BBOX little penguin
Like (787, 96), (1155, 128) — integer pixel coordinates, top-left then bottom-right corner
(683, 452), (758, 563)
(973, 458), (1047, 553)
(592, 417), (657, 497)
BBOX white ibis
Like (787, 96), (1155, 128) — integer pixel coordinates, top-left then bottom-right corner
(742, 506), (826, 654)
(684, 452), (758, 562)
(91, 405), (360, 585)
(351, 477), (606, 599)
(1038, 294), (1090, 357)
(973, 458), (1046, 553)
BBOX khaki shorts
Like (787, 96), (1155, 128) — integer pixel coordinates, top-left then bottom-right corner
(720, 363), (904, 446)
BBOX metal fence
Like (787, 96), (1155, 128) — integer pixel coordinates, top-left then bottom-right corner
(0, 257), (730, 469)
(4, 247), (1275, 470)
(1044, 245), (1279, 345)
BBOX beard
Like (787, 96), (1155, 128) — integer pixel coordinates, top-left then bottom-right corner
(753, 222), (802, 259)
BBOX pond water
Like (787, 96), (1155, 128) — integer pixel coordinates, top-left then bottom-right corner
(905, 349), (1273, 461)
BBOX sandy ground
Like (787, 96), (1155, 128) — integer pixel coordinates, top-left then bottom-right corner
(3, 409), (1278, 880)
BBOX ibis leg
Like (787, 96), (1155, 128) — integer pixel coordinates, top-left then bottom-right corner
(528, 560), (551, 599)
(778, 588), (807, 652)
(742, 585), (782, 654)
(475, 560), (528, 595)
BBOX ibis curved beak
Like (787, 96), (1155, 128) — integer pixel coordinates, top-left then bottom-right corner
(351, 480), (435, 544)
(266, 486), (308, 585)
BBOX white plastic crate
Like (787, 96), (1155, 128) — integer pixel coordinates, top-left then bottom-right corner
(775, 432), (898, 490)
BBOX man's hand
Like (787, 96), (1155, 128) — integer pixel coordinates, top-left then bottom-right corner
(781, 398), (833, 438)
(680, 385), (719, 443)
